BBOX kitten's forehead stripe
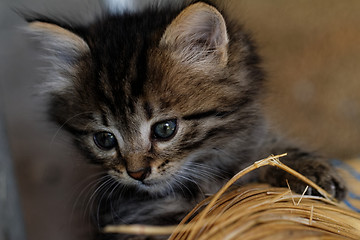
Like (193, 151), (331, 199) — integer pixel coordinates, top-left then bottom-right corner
(182, 109), (238, 121)
(131, 37), (148, 98)
(95, 80), (119, 117)
(89, 14), (173, 122)
(182, 110), (218, 120)
(101, 114), (109, 127)
(143, 102), (153, 120)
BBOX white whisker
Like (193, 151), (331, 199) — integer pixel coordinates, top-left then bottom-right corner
(70, 173), (109, 223)
(84, 177), (114, 220)
(96, 179), (119, 227)
(49, 111), (94, 147)
(177, 172), (204, 197)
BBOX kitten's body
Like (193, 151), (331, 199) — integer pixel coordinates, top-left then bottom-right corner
(26, 1), (346, 239)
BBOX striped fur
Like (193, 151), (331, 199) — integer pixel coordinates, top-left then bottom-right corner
(26, 1), (346, 239)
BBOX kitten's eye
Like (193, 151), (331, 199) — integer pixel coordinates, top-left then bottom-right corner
(93, 132), (117, 150)
(152, 119), (177, 140)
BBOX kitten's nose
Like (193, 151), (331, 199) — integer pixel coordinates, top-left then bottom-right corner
(127, 167), (151, 181)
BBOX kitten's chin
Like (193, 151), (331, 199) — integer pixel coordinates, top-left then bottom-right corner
(137, 180), (171, 195)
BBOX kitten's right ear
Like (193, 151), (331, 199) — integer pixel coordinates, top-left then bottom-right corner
(27, 21), (89, 62)
(26, 21), (90, 91)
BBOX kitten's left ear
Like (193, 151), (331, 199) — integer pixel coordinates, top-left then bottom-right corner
(160, 2), (229, 68)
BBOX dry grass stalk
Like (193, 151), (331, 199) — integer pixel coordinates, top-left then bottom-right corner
(104, 225), (177, 236)
(104, 154), (360, 239)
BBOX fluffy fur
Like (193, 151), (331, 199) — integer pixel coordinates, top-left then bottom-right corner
(104, 0), (186, 14)
(26, 1), (346, 239)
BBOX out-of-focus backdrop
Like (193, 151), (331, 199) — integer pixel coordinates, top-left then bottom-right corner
(0, 0), (359, 240)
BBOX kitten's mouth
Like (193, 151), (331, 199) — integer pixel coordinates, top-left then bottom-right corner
(135, 179), (171, 195)
(140, 177), (162, 186)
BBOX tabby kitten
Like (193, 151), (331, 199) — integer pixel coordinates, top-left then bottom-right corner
(26, 1), (346, 239)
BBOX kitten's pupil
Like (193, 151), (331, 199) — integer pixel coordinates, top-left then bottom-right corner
(153, 119), (177, 140)
(94, 132), (117, 150)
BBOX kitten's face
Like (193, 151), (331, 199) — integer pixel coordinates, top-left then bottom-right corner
(28, 2), (264, 195)
(75, 51), (241, 194)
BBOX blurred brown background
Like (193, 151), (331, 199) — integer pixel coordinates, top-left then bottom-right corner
(231, 0), (360, 158)
(1, 1), (359, 240)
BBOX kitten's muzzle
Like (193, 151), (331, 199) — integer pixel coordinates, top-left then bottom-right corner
(127, 167), (151, 181)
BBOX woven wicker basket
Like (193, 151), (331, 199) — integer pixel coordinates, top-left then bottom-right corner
(105, 154), (360, 240)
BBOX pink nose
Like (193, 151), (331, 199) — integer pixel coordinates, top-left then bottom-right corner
(127, 167), (151, 181)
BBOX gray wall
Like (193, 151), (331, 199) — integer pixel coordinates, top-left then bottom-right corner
(1, 1), (101, 240)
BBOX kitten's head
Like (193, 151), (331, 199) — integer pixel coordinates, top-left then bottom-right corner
(27, 2), (264, 196)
